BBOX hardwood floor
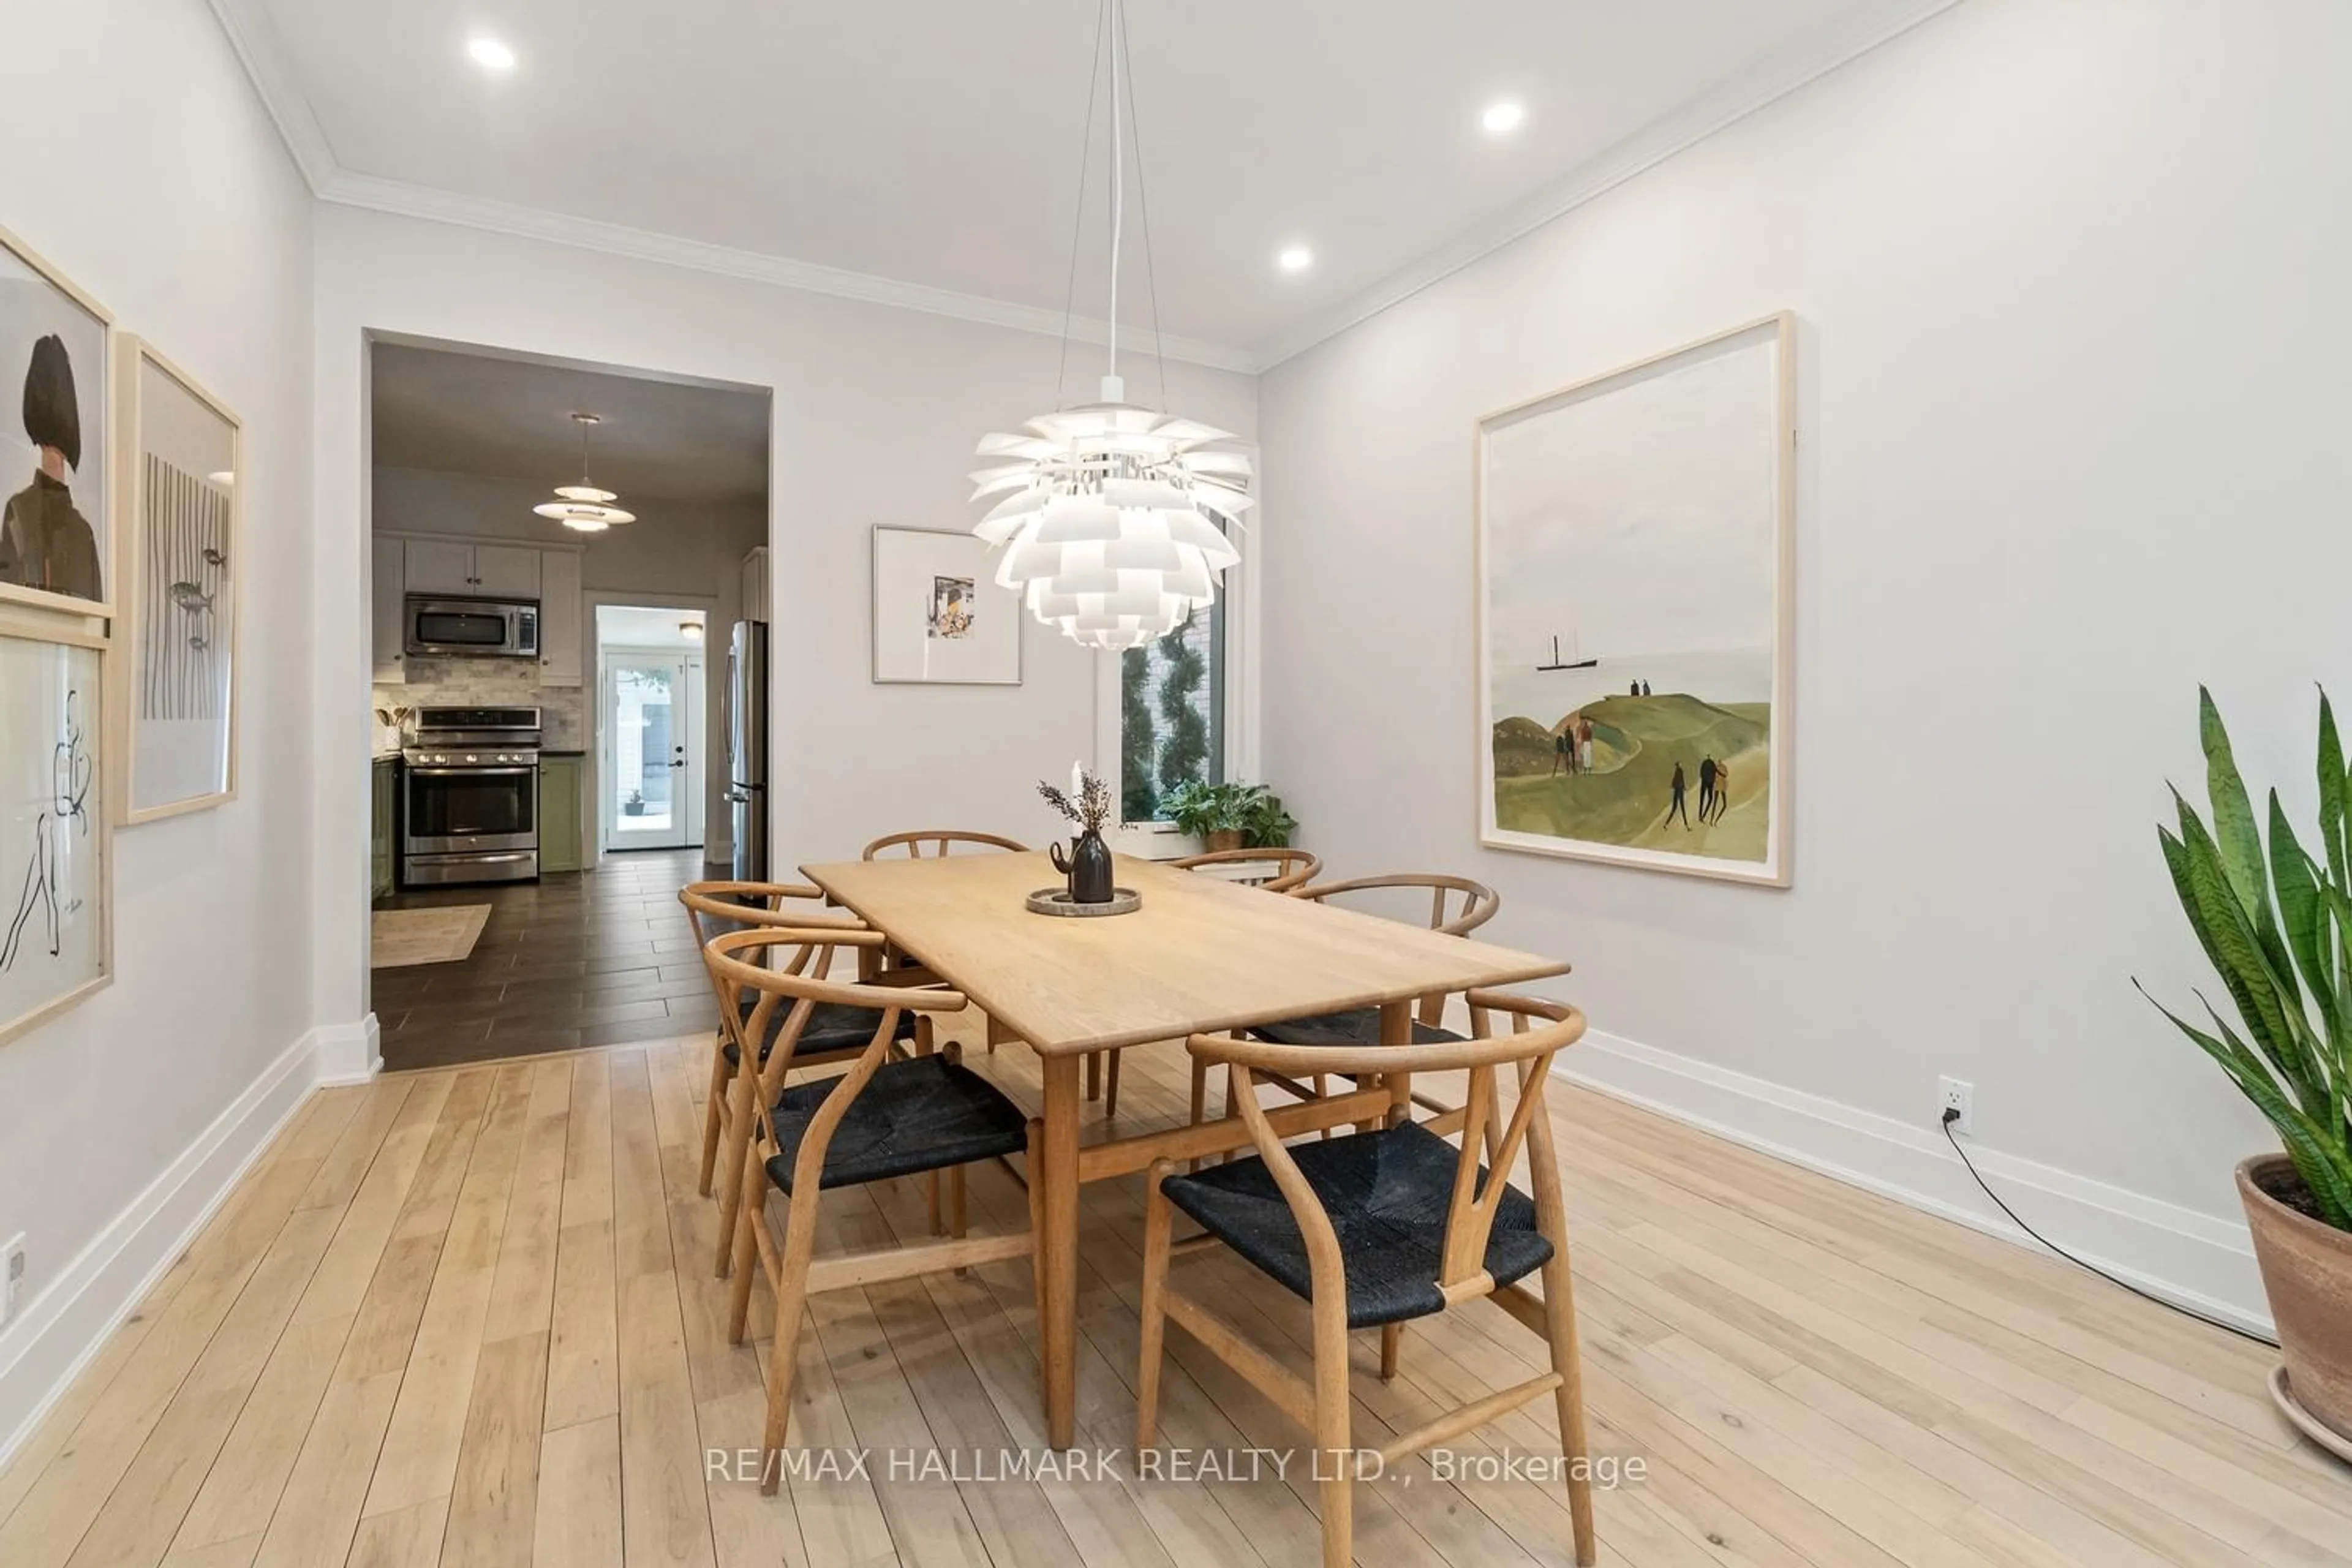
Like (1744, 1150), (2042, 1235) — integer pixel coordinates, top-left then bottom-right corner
(4, 1012), (2345, 1568)
(373, 849), (717, 1072)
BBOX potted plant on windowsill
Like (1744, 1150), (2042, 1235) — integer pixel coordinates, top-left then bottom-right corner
(1161, 780), (1297, 853)
(2143, 688), (2352, 1455)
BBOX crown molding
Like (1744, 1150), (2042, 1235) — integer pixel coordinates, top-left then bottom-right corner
(1250, 0), (1967, 372)
(205, 0), (336, 192)
(316, 170), (1264, 374)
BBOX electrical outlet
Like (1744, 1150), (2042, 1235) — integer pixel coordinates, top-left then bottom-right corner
(1, 1234), (24, 1329)
(1939, 1077), (1974, 1136)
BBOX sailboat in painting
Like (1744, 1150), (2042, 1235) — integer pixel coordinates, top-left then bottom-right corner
(1536, 630), (1597, 673)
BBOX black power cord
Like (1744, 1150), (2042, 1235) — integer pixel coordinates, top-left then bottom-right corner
(1938, 1109), (2274, 1347)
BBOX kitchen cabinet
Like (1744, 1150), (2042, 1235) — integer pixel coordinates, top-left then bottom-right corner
(473, 545), (542, 598)
(538, 756), (584, 874)
(404, 539), (541, 598)
(741, 545), (769, 623)
(371, 536), (407, 683)
(371, 756), (398, 900)
(538, 549), (583, 687)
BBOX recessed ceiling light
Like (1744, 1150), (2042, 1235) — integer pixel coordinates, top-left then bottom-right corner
(1277, 246), (1313, 273)
(468, 37), (516, 72)
(1482, 100), (1525, 135)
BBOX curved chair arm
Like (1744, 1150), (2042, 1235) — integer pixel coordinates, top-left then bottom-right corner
(1168, 846), (1323, 894)
(1292, 873), (1500, 937)
(703, 927), (967, 1014)
(861, 829), (1030, 859)
(1186, 998), (1584, 1082)
(680, 882), (865, 932)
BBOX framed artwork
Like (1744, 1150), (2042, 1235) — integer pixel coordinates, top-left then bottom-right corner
(0, 617), (109, 1046)
(0, 225), (113, 619)
(1475, 312), (1795, 886)
(872, 525), (1022, 685)
(113, 338), (240, 823)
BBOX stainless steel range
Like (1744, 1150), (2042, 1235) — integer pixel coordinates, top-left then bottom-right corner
(400, 706), (542, 887)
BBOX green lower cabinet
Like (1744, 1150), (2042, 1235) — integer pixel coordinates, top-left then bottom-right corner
(371, 757), (398, 901)
(539, 756), (584, 874)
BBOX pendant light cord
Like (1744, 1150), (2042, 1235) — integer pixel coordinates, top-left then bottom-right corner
(1114, 0), (1171, 413)
(1107, 0), (1121, 383)
(1054, 2), (1108, 410)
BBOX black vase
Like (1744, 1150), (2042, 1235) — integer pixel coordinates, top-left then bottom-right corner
(1049, 828), (1115, 904)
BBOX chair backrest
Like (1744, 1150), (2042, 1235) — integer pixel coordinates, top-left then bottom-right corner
(702, 926), (972, 1195)
(1168, 846), (1323, 894)
(1188, 990), (1583, 1295)
(681, 881), (867, 1017)
(1293, 872), (1499, 937)
(861, 830), (1030, 859)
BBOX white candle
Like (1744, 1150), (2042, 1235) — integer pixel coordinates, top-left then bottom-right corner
(1071, 760), (1085, 802)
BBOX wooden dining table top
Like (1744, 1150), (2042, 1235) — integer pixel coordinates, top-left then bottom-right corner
(801, 850), (1570, 1055)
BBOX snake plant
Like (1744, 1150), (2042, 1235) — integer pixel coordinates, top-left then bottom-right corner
(2142, 688), (2352, 1231)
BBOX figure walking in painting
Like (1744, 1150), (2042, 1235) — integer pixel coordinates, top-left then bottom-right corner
(1550, 722), (1575, 777)
(2, 690), (92, 972)
(1578, 714), (1595, 774)
(1640, 679), (1651, 696)
(1697, 755), (1717, 821)
(1710, 757), (1733, 823)
(0, 336), (102, 602)
(1667, 761), (1692, 829)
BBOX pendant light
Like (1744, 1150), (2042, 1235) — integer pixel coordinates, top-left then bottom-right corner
(969, 0), (1253, 652)
(535, 413), (636, 532)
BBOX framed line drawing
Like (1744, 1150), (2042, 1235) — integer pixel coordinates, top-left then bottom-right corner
(1474, 312), (1795, 886)
(0, 615), (110, 1046)
(0, 224), (113, 620)
(113, 337), (241, 823)
(872, 525), (1022, 685)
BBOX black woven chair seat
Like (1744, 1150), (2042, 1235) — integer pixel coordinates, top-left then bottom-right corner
(1158, 1120), (1551, 1329)
(722, 997), (917, 1066)
(764, 1055), (1029, 1193)
(1251, 1008), (1462, 1050)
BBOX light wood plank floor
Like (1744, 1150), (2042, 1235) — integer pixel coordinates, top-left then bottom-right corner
(4, 1016), (2346, 1568)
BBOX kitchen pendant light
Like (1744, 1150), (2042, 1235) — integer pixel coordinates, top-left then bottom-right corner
(535, 413), (636, 532)
(969, 0), (1252, 652)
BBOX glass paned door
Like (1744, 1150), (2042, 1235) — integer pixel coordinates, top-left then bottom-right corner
(603, 651), (699, 850)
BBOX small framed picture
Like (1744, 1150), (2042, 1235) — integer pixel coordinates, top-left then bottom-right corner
(112, 337), (241, 823)
(0, 225), (114, 619)
(0, 614), (110, 1046)
(872, 526), (1021, 685)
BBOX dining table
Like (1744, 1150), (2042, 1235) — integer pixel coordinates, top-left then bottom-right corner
(801, 848), (1570, 1449)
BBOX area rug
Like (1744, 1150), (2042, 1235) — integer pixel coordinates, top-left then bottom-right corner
(372, 904), (493, 968)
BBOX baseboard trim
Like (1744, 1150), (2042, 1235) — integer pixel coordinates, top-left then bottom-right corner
(314, 1014), (382, 1085)
(1558, 1029), (2275, 1340)
(0, 1027), (330, 1472)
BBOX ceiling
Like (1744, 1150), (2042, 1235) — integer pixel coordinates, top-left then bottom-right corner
(597, 605), (707, 651)
(371, 341), (769, 505)
(225, 0), (1949, 368)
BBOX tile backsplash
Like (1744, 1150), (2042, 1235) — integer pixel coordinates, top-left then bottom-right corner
(373, 658), (587, 750)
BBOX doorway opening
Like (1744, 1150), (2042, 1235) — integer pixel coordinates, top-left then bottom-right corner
(598, 605), (707, 853)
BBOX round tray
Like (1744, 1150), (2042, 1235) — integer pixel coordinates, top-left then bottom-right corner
(1026, 886), (1142, 918)
(2271, 1365), (2352, 1466)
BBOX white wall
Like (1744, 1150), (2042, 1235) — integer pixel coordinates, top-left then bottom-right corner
(314, 205), (1256, 1030)
(372, 464), (763, 842)
(1260, 0), (2352, 1327)
(0, 0), (315, 1449)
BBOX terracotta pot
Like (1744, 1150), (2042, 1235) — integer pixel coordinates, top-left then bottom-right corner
(2239, 1154), (2352, 1445)
(1205, 829), (1245, 853)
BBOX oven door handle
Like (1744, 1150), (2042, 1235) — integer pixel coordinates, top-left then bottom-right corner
(409, 766), (537, 778)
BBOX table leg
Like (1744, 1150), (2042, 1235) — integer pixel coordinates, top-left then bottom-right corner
(1381, 1000), (1411, 1128)
(1039, 1052), (1082, 1449)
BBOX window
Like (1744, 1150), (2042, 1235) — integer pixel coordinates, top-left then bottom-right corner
(1118, 600), (1226, 821)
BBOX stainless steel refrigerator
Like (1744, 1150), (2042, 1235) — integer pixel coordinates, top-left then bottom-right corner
(725, 620), (768, 881)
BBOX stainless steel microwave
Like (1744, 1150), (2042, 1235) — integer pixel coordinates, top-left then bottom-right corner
(404, 596), (541, 660)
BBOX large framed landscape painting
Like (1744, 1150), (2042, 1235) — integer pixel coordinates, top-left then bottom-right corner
(1476, 312), (1794, 886)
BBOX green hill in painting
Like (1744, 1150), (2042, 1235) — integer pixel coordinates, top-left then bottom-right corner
(1493, 692), (1770, 861)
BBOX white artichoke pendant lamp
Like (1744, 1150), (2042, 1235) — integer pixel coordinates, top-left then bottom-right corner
(970, 0), (1253, 652)
(534, 412), (636, 532)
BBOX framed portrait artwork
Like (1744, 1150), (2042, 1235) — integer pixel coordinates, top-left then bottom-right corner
(1474, 312), (1795, 886)
(0, 616), (109, 1046)
(112, 338), (240, 823)
(871, 525), (1022, 685)
(0, 225), (113, 619)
